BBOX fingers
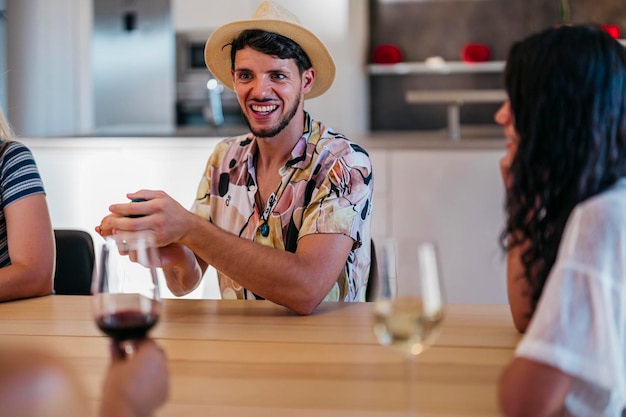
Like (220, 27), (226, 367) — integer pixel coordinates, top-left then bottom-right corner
(130, 339), (168, 371)
(135, 338), (165, 357)
(500, 141), (518, 189)
(110, 201), (150, 220)
(105, 231), (161, 268)
(109, 340), (127, 362)
(500, 157), (512, 189)
(106, 192), (164, 223)
(125, 249), (160, 268)
(97, 190), (181, 247)
(97, 216), (115, 237)
(97, 207), (150, 237)
(109, 339), (165, 363)
(127, 190), (166, 202)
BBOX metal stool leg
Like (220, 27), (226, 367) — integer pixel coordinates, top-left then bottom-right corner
(447, 102), (461, 141)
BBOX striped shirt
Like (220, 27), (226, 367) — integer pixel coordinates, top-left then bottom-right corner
(0, 141), (45, 267)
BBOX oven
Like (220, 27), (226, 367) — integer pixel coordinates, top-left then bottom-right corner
(175, 32), (244, 129)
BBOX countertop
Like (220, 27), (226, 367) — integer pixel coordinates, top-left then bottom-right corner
(42, 125), (506, 151)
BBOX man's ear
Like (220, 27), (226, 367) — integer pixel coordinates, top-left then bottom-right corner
(301, 67), (315, 94)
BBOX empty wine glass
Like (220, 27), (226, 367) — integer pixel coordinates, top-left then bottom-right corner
(92, 232), (161, 356)
(372, 237), (445, 416)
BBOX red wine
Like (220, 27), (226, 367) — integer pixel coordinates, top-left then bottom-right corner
(96, 310), (158, 341)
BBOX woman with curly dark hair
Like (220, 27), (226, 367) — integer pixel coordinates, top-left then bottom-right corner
(497, 25), (626, 417)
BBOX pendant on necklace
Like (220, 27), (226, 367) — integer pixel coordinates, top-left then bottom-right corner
(260, 223), (270, 237)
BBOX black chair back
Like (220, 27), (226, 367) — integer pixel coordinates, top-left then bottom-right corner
(366, 239), (379, 302)
(53, 229), (95, 295)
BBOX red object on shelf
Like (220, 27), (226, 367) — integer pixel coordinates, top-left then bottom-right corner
(372, 44), (403, 64)
(461, 43), (491, 63)
(602, 24), (620, 39)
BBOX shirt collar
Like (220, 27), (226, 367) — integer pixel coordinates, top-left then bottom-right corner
(286, 112), (321, 170)
(243, 112), (321, 172)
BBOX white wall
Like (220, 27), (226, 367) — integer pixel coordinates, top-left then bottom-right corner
(22, 136), (222, 299)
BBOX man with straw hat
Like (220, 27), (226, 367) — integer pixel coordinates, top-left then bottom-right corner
(96, 1), (373, 315)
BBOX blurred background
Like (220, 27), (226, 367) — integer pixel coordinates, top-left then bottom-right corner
(0, 0), (623, 138)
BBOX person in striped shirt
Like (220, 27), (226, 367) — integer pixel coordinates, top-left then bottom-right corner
(0, 109), (54, 301)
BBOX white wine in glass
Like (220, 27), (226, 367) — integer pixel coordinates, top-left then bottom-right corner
(372, 238), (445, 415)
(92, 232), (161, 355)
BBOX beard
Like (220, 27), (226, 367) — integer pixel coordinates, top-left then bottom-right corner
(243, 92), (301, 138)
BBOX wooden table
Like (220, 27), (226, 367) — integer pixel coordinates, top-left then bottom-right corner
(0, 296), (520, 416)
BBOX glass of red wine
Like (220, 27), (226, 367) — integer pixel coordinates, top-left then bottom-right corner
(92, 232), (161, 355)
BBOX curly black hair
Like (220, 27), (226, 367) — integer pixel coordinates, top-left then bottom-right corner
(501, 25), (626, 306)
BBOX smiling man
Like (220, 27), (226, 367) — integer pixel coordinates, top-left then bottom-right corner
(97, 1), (374, 315)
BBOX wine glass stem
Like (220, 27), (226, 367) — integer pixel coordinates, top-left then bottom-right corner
(405, 353), (417, 417)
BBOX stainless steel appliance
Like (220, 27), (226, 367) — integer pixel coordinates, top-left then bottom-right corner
(175, 31), (244, 129)
(92, 0), (175, 133)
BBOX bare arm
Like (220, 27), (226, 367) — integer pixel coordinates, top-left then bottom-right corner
(506, 238), (534, 333)
(0, 194), (54, 301)
(182, 215), (353, 315)
(499, 357), (572, 417)
(100, 190), (353, 315)
(500, 139), (533, 332)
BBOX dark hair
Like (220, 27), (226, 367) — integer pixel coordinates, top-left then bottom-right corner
(502, 25), (626, 306)
(228, 29), (312, 74)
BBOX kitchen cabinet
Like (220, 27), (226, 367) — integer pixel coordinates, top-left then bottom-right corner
(369, 60), (507, 136)
(368, 61), (505, 75)
(368, 145), (507, 304)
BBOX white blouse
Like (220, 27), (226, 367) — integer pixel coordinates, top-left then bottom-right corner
(516, 180), (626, 417)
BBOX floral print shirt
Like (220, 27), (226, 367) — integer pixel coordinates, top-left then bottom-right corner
(192, 113), (374, 302)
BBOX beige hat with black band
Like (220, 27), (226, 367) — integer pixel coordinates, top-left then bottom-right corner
(204, 1), (335, 99)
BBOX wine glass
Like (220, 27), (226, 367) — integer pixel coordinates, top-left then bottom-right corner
(92, 232), (161, 355)
(372, 237), (445, 416)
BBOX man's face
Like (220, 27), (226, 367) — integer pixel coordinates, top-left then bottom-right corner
(231, 46), (314, 138)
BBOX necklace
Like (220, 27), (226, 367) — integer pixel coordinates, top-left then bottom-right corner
(255, 180), (282, 238)
(258, 192), (276, 237)
(253, 150), (296, 238)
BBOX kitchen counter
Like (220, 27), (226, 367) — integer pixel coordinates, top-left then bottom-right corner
(46, 124), (506, 151)
(68, 124), (250, 139)
(353, 125), (505, 150)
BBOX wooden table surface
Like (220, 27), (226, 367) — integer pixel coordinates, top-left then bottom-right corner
(0, 296), (520, 417)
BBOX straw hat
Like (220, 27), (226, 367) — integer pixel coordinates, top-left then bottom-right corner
(204, 1), (335, 99)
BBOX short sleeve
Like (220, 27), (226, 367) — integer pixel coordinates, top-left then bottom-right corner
(191, 139), (231, 220)
(0, 141), (45, 209)
(298, 145), (373, 245)
(516, 198), (626, 416)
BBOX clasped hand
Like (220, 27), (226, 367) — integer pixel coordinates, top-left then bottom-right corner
(95, 190), (195, 269)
